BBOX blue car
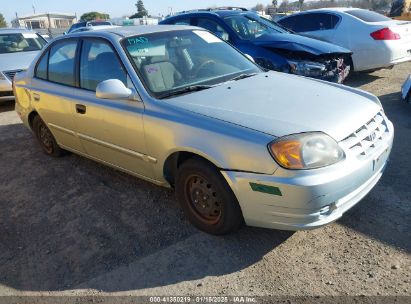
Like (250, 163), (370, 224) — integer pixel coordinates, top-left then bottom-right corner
(160, 7), (352, 83)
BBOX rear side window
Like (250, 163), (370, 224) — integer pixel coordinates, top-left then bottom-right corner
(280, 13), (340, 32)
(346, 9), (392, 22)
(35, 51), (49, 80)
(80, 39), (127, 91)
(48, 40), (78, 86)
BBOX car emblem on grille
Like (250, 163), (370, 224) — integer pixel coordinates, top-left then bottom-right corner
(367, 132), (376, 142)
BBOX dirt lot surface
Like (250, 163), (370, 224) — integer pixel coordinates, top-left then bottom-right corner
(0, 63), (410, 300)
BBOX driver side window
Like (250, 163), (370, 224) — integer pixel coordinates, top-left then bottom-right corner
(80, 39), (127, 91)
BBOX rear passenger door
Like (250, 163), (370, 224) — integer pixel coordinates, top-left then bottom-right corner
(31, 39), (85, 153)
(73, 38), (154, 179)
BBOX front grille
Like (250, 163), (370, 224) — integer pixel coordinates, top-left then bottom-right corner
(0, 91), (13, 97)
(3, 70), (23, 82)
(340, 112), (389, 158)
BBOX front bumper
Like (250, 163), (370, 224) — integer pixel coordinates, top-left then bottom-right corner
(221, 119), (394, 231)
(0, 78), (14, 101)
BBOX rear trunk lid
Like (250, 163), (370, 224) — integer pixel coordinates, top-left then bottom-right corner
(390, 21), (411, 44)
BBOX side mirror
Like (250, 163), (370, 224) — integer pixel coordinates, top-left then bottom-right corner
(96, 79), (138, 100)
(245, 54), (255, 63)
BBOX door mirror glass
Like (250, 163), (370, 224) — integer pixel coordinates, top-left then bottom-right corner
(96, 79), (133, 100)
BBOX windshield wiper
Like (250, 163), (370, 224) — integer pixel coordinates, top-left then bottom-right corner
(230, 73), (258, 81)
(158, 85), (214, 99)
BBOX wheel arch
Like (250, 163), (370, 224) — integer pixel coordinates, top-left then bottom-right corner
(28, 110), (40, 131)
(163, 150), (221, 188)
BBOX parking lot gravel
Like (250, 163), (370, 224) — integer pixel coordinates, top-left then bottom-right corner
(0, 63), (410, 299)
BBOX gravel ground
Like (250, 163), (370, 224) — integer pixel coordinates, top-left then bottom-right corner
(0, 63), (410, 300)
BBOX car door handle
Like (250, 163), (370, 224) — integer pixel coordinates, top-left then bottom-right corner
(33, 93), (40, 102)
(75, 104), (87, 114)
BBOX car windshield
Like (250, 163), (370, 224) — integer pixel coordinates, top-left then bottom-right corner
(0, 33), (46, 54)
(346, 9), (392, 22)
(224, 14), (289, 40)
(123, 30), (260, 99)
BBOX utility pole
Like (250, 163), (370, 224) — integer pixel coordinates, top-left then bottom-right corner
(47, 13), (52, 36)
(32, 4), (36, 14)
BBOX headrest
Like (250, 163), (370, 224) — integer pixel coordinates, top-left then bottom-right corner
(149, 51), (169, 64)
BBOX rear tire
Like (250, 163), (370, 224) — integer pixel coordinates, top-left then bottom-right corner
(175, 158), (244, 235)
(32, 115), (64, 157)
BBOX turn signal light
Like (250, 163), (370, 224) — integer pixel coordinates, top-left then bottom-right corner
(269, 140), (304, 169)
(370, 28), (400, 40)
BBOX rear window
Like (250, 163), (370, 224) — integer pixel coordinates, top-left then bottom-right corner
(346, 9), (392, 22)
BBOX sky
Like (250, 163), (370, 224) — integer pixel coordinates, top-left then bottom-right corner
(1, 0), (278, 23)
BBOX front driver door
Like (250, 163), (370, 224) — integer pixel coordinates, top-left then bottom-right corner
(73, 38), (154, 179)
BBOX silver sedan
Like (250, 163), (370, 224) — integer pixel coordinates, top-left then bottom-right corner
(14, 25), (394, 234)
(0, 28), (47, 102)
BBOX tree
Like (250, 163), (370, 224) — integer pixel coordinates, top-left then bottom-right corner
(272, 0), (278, 9)
(252, 3), (266, 11)
(130, 0), (148, 18)
(278, 0), (289, 12)
(299, 0), (305, 10)
(0, 13), (7, 28)
(80, 12), (110, 21)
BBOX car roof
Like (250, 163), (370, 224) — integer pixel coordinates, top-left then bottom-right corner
(298, 7), (364, 14)
(167, 9), (252, 19)
(66, 25), (201, 39)
(0, 28), (38, 34)
(71, 25), (119, 33)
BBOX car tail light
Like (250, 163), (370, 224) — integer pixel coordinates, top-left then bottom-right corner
(370, 28), (400, 40)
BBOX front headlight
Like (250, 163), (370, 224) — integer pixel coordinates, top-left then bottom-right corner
(0, 72), (6, 81)
(288, 60), (326, 77)
(268, 132), (345, 170)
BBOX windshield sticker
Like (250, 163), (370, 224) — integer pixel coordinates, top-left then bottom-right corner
(22, 33), (38, 39)
(193, 31), (222, 43)
(145, 65), (159, 74)
(127, 37), (149, 45)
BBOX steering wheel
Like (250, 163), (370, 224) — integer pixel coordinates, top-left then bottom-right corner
(193, 60), (217, 78)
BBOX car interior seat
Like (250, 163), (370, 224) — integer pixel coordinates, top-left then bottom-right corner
(142, 51), (182, 92)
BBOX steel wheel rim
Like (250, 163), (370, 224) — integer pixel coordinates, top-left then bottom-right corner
(39, 123), (53, 154)
(184, 174), (222, 225)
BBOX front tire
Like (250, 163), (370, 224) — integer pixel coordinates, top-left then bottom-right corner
(175, 158), (244, 235)
(33, 115), (64, 157)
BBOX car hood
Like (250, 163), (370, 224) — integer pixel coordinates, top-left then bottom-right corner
(169, 72), (380, 141)
(252, 33), (351, 55)
(0, 51), (40, 72)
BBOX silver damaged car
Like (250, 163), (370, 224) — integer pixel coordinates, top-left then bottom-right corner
(14, 26), (394, 234)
